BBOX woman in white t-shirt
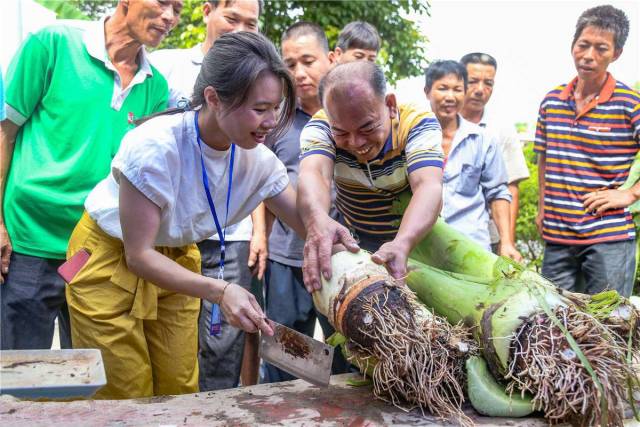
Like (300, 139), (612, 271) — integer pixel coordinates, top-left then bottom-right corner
(64, 32), (303, 399)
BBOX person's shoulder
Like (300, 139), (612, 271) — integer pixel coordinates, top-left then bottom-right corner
(149, 47), (193, 69)
(310, 109), (329, 122)
(249, 143), (276, 156)
(238, 144), (282, 169)
(481, 111), (518, 138)
(304, 109), (332, 136)
(399, 103), (438, 123)
(36, 23), (82, 37)
(399, 103), (440, 141)
(149, 47), (190, 59)
(26, 23), (83, 47)
(143, 110), (186, 134)
(534, 83), (569, 113)
(125, 112), (186, 156)
(611, 80), (640, 105)
(146, 60), (170, 89)
(541, 83), (569, 102)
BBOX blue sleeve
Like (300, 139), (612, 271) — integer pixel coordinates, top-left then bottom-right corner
(481, 134), (511, 202)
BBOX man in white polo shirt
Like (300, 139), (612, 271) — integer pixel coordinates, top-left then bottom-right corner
(150, 0), (264, 391)
(460, 52), (530, 251)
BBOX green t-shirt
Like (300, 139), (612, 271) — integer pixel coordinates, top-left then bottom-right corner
(4, 24), (168, 259)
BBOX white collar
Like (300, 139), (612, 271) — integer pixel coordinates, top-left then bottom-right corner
(190, 44), (204, 66)
(478, 109), (494, 128)
(451, 114), (483, 150)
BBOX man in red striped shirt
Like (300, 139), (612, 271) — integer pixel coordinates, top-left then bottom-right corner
(534, 5), (640, 296)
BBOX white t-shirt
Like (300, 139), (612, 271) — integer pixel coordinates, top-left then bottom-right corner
(479, 111), (530, 245)
(480, 118), (529, 185)
(150, 45), (254, 241)
(149, 45), (201, 109)
(84, 111), (289, 247)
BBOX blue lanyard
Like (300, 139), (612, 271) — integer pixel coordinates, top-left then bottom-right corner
(194, 110), (235, 336)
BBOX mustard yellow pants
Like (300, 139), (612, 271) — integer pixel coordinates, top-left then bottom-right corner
(66, 212), (201, 399)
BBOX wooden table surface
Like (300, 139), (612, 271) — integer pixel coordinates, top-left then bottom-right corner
(0, 373), (559, 426)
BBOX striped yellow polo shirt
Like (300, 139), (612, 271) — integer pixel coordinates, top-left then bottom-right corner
(534, 73), (640, 245)
(300, 104), (443, 242)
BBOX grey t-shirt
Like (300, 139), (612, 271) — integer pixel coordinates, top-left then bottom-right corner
(267, 109), (312, 267)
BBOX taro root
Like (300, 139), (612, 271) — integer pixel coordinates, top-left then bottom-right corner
(408, 261), (636, 426)
(389, 191), (640, 426)
(314, 250), (476, 426)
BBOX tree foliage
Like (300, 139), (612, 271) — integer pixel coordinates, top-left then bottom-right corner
(37, 0), (430, 83)
(515, 142), (544, 271)
(35, 0), (116, 20)
(160, 0), (430, 83)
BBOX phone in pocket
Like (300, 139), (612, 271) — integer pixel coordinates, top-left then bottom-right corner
(57, 248), (91, 283)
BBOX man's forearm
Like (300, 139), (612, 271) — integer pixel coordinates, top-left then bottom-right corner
(491, 198), (513, 245)
(250, 203), (267, 237)
(0, 120), (19, 224)
(508, 183), (520, 242)
(297, 170), (332, 229)
(263, 207), (275, 239)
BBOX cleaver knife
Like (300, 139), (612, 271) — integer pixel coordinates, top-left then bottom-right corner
(259, 320), (334, 387)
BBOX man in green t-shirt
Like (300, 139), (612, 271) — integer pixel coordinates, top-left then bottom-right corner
(0, 0), (181, 350)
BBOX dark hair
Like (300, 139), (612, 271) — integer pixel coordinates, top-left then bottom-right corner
(207, 0), (264, 16)
(459, 52), (497, 70)
(281, 21), (329, 52)
(188, 32), (295, 140)
(424, 60), (468, 92)
(136, 32), (295, 135)
(572, 5), (629, 51)
(318, 61), (386, 106)
(336, 21), (381, 52)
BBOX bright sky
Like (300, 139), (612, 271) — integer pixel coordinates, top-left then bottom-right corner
(393, 0), (640, 134)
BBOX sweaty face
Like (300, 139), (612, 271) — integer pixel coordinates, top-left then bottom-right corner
(425, 74), (465, 124)
(335, 47), (378, 64)
(282, 35), (332, 105)
(204, 0), (260, 42)
(217, 72), (283, 150)
(325, 85), (395, 163)
(463, 63), (495, 113)
(125, 0), (182, 47)
(572, 26), (620, 84)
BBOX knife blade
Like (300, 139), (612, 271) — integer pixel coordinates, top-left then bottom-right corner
(259, 320), (334, 387)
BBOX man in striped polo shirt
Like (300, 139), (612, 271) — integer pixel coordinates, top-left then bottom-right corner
(534, 5), (640, 296)
(298, 61), (443, 291)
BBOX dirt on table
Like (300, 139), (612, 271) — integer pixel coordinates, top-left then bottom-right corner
(0, 373), (562, 426)
(1, 352), (98, 388)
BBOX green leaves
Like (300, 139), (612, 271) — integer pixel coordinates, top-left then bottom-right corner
(36, 0), (118, 20)
(160, 0), (431, 84)
(263, 1), (430, 84)
(515, 143), (543, 271)
(34, 0), (90, 20)
(41, 0), (430, 83)
(160, 0), (205, 52)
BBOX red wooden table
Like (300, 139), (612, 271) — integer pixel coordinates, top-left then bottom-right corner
(0, 373), (559, 426)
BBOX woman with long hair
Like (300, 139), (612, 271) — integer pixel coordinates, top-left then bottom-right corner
(65, 32), (302, 399)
